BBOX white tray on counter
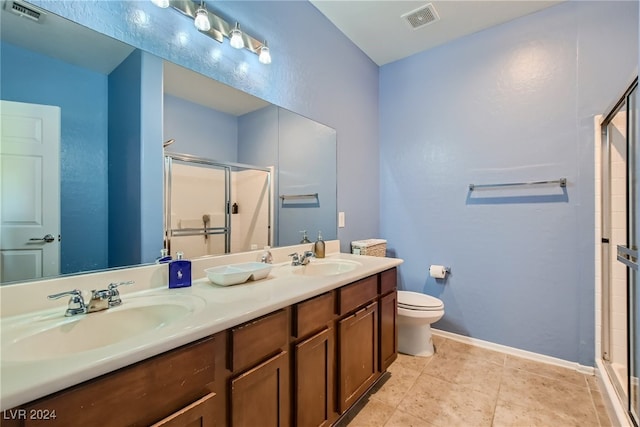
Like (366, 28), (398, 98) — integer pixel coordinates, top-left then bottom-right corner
(205, 262), (273, 286)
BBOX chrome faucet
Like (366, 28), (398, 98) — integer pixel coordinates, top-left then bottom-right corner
(289, 251), (314, 266)
(48, 281), (134, 316)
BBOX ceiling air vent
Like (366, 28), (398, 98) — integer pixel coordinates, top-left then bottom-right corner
(401, 3), (439, 30)
(6, 0), (44, 22)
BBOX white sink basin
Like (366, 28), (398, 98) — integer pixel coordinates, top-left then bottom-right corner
(292, 259), (362, 277)
(1, 294), (205, 362)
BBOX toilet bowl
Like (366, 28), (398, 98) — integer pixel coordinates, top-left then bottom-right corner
(397, 291), (444, 357)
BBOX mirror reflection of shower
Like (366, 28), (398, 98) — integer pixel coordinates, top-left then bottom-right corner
(164, 154), (272, 260)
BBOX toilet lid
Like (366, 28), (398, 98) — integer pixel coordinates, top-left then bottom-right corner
(398, 291), (443, 310)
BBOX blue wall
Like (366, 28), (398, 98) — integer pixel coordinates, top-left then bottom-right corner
(108, 50), (143, 267)
(380, 1), (638, 365)
(0, 41), (109, 274)
(108, 49), (164, 267)
(163, 94), (238, 162)
(33, 0), (380, 254)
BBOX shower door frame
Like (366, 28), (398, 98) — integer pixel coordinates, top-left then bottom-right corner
(600, 77), (638, 425)
(163, 152), (273, 256)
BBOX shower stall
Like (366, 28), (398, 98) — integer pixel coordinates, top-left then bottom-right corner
(600, 77), (638, 424)
(164, 153), (272, 259)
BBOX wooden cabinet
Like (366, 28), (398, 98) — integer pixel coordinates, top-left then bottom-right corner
(292, 291), (336, 427)
(229, 310), (290, 427)
(379, 267), (398, 372)
(379, 291), (397, 371)
(337, 301), (379, 413)
(19, 337), (217, 427)
(230, 351), (290, 427)
(151, 392), (216, 427)
(293, 328), (334, 427)
(4, 268), (399, 427)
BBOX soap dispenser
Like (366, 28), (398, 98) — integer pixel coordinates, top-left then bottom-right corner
(169, 251), (192, 288)
(300, 230), (311, 244)
(314, 231), (325, 258)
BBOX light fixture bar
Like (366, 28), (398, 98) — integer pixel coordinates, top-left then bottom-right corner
(165, 0), (268, 59)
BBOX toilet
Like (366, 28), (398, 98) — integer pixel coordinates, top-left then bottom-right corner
(397, 290), (445, 357)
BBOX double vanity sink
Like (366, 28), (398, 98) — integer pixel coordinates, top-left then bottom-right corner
(1, 250), (400, 411)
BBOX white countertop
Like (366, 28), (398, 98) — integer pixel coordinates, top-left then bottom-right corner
(0, 245), (402, 411)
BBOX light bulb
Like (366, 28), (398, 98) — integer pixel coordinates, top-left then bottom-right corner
(229, 23), (244, 49)
(259, 42), (271, 65)
(150, 0), (170, 8)
(194, 4), (211, 32)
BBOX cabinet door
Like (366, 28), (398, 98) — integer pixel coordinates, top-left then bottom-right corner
(151, 392), (216, 427)
(379, 291), (398, 372)
(337, 301), (379, 413)
(230, 351), (290, 427)
(294, 328), (334, 427)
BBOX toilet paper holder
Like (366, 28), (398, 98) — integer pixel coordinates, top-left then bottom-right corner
(429, 265), (451, 279)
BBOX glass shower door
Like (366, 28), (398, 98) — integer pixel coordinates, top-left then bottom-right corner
(622, 83), (639, 423)
(164, 156), (231, 258)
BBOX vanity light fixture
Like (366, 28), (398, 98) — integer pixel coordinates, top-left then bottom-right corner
(151, 0), (272, 64)
(193, 1), (211, 32)
(229, 23), (244, 49)
(150, 0), (170, 8)
(258, 41), (271, 65)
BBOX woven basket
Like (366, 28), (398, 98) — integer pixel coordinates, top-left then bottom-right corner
(351, 239), (387, 257)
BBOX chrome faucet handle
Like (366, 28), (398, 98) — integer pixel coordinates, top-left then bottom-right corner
(48, 289), (87, 317)
(301, 251), (314, 265)
(107, 281), (134, 307)
(289, 253), (301, 266)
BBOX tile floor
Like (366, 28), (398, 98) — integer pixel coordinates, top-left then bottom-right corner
(339, 336), (612, 427)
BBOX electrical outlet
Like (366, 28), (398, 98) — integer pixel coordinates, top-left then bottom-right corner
(338, 211), (345, 228)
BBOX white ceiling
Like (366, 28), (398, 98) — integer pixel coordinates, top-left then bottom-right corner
(0, 2), (134, 74)
(310, 0), (564, 66)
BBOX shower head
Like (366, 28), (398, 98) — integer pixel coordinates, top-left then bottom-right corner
(163, 139), (175, 148)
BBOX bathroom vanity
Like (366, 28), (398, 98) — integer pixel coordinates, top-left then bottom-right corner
(0, 246), (400, 427)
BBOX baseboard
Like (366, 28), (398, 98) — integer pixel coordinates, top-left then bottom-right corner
(431, 329), (595, 375)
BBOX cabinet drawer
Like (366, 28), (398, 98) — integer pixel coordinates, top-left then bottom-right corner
(150, 392), (216, 427)
(230, 310), (288, 372)
(23, 337), (216, 427)
(293, 291), (335, 338)
(338, 275), (378, 315)
(379, 268), (397, 295)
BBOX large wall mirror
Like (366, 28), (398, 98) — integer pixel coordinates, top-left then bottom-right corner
(0, 1), (337, 284)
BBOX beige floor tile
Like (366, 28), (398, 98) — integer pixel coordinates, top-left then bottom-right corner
(504, 355), (588, 388)
(398, 373), (496, 427)
(423, 351), (503, 398)
(393, 353), (433, 373)
(432, 334), (447, 349)
(590, 390), (613, 427)
(498, 367), (598, 424)
(370, 362), (422, 407)
(586, 374), (600, 392)
(437, 339), (505, 366)
(493, 398), (599, 427)
(384, 409), (434, 427)
(342, 398), (396, 427)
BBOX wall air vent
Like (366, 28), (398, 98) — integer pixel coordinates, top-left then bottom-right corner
(6, 1), (44, 22)
(401, 3), (439, 30)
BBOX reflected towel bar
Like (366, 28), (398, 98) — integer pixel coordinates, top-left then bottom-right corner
(469, 178), (566, 191)
(280, 193), (318, 200)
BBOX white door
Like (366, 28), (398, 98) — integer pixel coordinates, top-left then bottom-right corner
(0, 100), (60, 283)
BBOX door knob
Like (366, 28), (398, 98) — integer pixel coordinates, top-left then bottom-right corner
(29, 234), (55, 243)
